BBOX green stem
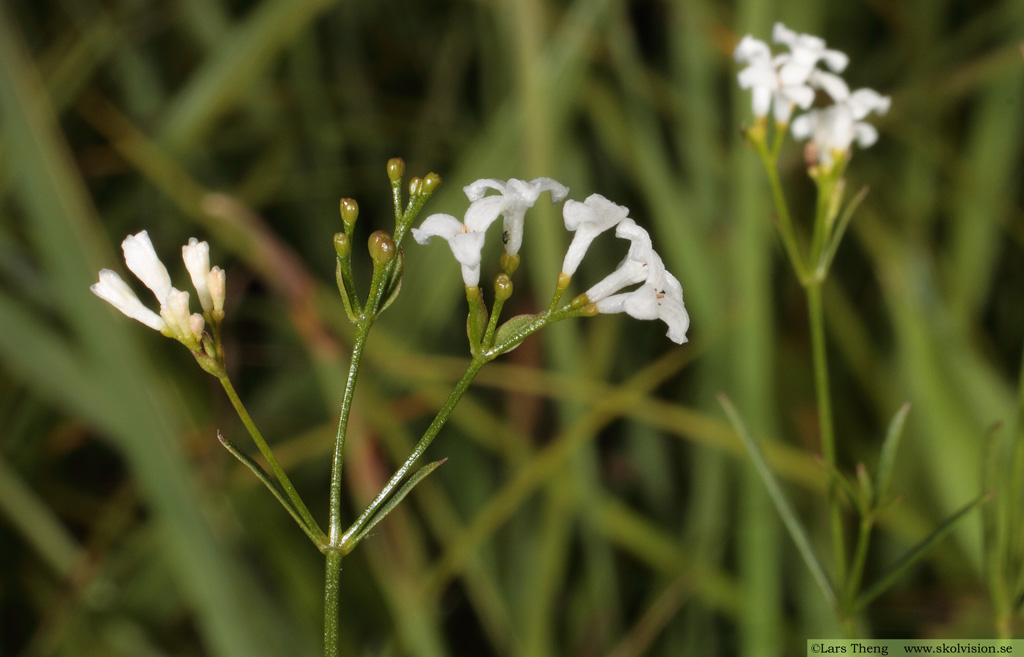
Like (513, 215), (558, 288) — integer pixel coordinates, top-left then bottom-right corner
(845, 516), (873, 614)
(341, 358), (485, 548)
(756, 143), (808, 281)
(807, 281), (846, 586)
(323, 549), (344, 657)
(482, 294), (507, 348)
(328, 322), (372, 543)
(218, 375), (322, 539)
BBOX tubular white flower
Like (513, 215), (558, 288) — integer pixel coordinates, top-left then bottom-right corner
(772, 22), (849, 83)
(462, 177), (569, 256)
(596, 271), (689, 344)
(791, 87), (891, 166)
(122, 231), (172, 302)
(94, 232), (221, 347)
(561, 193), (631, 276)
(583, 219), (689, 344)
(411, 213), (488, 287)
(182, 238), (213, 312)
(734, 35), (778, 119)
(160, 288), (203, 346)
(91, 269), (167, 331)
(735, 33), (816, 124)
(736, 23), (854, 124)
(209, 266), (226, 316)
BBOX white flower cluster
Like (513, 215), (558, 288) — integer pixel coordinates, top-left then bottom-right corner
(735, 22), (891, 167)
(412, 179), (689, 344)
(91, 231), (225, 347)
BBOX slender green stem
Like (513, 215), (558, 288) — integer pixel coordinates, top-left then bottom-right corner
(845, 516), (873, 613)
(755, 142), (808, 281)
(218, 375), (322, 538)
(323, 549), (344, 657)
(482, 294), (507, 348)
(807, 281), (846, 585)
(341, 358), (485, 548)
(328, 322), (372, 544)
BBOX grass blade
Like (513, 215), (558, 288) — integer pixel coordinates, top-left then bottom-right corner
(718, 394), (838, 610)
(853, 493), (989, 613)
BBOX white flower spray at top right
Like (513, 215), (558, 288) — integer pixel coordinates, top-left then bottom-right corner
(727, 26), (965, 624)
(735, 22), (891, 175)
(734, 22), (891, 286)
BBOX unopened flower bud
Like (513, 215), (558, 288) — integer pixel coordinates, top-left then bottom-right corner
(208, 267), (226, 319)
(189, 313), (206, 342)
(494, 273), (513, 301)
(387, 158), (405, 183)
(340, 198), (359, 230)
(408, 177), (423, 197)
(422, 173), (442, 195)
(368, 230), (397, 265)
(334, 232), (351, 259)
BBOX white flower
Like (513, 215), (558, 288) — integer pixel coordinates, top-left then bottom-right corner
(735, 23), (851, 124)
(412, 213), (488, 287)
(182, 238), (213, 312)
(791, 87), (891, 166)
(90, 269), (167, 331)
(584, 219), (689, 344)
(209, 266), (226, 317)
(462, 177), (569, 256)
(160, 288), (204, 345)
(561, 193), (630, 276)
(122, 231), (171, 303)
(772, 22), (848, 88)
(92, 231), (221, 346)
(413, 177), (569, 287)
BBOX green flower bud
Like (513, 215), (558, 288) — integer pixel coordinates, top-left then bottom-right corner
(408, 177), (423, 197)
(340, 198), (359, 230)
(570, 293), (590, 309)
(387, 158), (405, 183)
(368, 230), (397, 265)
(494, 273), (513, 301)
(334, 232), (351, 259)
(422, 172), (442, 195)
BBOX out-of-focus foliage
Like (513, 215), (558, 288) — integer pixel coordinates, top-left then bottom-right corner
(1, 0), (1022, 655)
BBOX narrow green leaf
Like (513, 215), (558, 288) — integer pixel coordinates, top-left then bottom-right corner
(217, 432), (326, 549)
(718, 394), (838, 609)
(349, 459), (448, 548)
(817, 185), (869, 279)
(376, 251), (405, 316)
(874, 402), (911, 507)
(853, 493), (989, 613)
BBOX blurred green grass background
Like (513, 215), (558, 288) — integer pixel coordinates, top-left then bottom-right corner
(1, 0), (1022, 655)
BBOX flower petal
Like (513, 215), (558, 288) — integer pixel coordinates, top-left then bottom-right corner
(122, 231), (172, 302)
(561, 194), (630, 275)
(182, 238), (213, 312)
(463, 179), (506, 202)
(411, 214), (465, 244)
(91, 269), (166, 331)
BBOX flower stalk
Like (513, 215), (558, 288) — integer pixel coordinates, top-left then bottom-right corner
(91, 159), (690, 657)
